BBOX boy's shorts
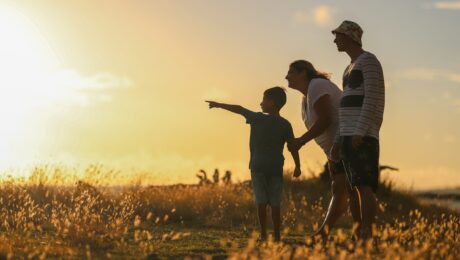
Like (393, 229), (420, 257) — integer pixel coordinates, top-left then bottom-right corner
(250, 171), (283, 206)
(341, 136), (380, 193)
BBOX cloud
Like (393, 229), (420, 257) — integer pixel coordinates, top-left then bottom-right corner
(390, 166), (460, 190)
(312, 5), (336, 27)
(452, 98), (460, 113)
(433, 1), (460, 10)
(401, 68), (440, 81)
(51, 70), (133, 90)
(401, 68), (460, 85)
(62, 71), (132, 106)
(443, 134), (457, 144)
(0, 69), (133, 107)
(423, 132), (433, 141)
(436, 91), (460, 113)
(292, 5), (336, 27)
(48, 69), (133, 106)
(443, 92), (460, 113)
(405, 72), (460, 113)
(448, 73), (460, 83)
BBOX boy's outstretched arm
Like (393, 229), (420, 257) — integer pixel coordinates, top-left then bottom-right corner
(288, 140), (301, 178)
(205, 101), (250, 116)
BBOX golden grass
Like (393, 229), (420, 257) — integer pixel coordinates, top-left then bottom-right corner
(0, 164), (458, 258)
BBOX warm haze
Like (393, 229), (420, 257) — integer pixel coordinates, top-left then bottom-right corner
(1, 0), (459, 189)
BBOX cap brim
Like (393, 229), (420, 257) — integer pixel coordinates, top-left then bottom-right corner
(332, 28), (345, 35)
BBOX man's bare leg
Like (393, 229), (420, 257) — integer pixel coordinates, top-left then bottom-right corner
(348, 186), (362, 239)
(357, 186), (376, 240)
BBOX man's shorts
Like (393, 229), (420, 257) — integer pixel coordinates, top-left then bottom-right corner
(250, 171), (283, 206)
(341, 136), (380, 193)
(328, 159), (346, 176)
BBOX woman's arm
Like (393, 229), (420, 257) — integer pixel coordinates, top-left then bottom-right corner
(298, 94), (332, 144)
(290, 147), (301, 177)
(290, 95), (333, 152)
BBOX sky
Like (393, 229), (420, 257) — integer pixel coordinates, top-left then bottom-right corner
(0, 0), (459, 189)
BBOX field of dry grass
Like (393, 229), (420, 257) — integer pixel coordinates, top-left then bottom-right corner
(0, 165), (458, 259)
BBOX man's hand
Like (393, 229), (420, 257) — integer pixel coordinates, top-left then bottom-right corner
(205, 100), (220, 109)
(351, 135), (364, 150)
(288, 138), (304, 152)
(293, 166), (301, 178)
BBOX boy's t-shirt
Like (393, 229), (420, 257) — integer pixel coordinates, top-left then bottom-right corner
(242, 110), (294, 175)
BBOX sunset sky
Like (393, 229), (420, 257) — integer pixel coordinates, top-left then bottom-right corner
(1, 0), (459, 189)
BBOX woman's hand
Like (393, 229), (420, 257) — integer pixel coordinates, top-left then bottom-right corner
(288, 138), (304, 152)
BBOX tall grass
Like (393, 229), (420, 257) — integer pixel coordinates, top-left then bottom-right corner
(0, 164), (458, 258)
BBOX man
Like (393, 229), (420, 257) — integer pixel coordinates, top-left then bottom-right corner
(330, 20), (385, 240)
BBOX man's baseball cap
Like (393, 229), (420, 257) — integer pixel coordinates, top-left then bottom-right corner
(332, 20), (363, 46)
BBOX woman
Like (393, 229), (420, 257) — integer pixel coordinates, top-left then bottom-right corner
(285, 60), (359, 239)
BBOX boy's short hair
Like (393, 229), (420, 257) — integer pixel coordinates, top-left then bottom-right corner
(264, 87), (287, 110)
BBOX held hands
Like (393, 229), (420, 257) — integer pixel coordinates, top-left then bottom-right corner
(293, 166), (301, 178)
(288, 137), (304, 152)
(205, 100), (220, 109)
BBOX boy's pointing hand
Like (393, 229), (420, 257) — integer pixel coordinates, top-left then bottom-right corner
(205, 100), (219, 109)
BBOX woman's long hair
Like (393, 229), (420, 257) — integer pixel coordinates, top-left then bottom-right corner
(290, 60), (331, 80)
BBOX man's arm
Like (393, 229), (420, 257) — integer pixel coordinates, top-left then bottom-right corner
(206, 101), (251, 116)
(354, 56), (384, 137)
(351, 56), (384, 148)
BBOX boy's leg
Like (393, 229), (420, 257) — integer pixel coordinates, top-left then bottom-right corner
(257, 204), (268, 240)
(271, 206), (281, 242)
(267, 172), (283, 242)
(251, 171), (270, 240)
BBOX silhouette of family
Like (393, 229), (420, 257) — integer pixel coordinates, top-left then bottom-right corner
(206, 20), (385, 243)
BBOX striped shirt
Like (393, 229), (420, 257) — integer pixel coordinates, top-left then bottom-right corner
(338, 51), (385, 140)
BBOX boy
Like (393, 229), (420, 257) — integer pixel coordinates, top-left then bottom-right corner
(206, 86), (301, 242)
